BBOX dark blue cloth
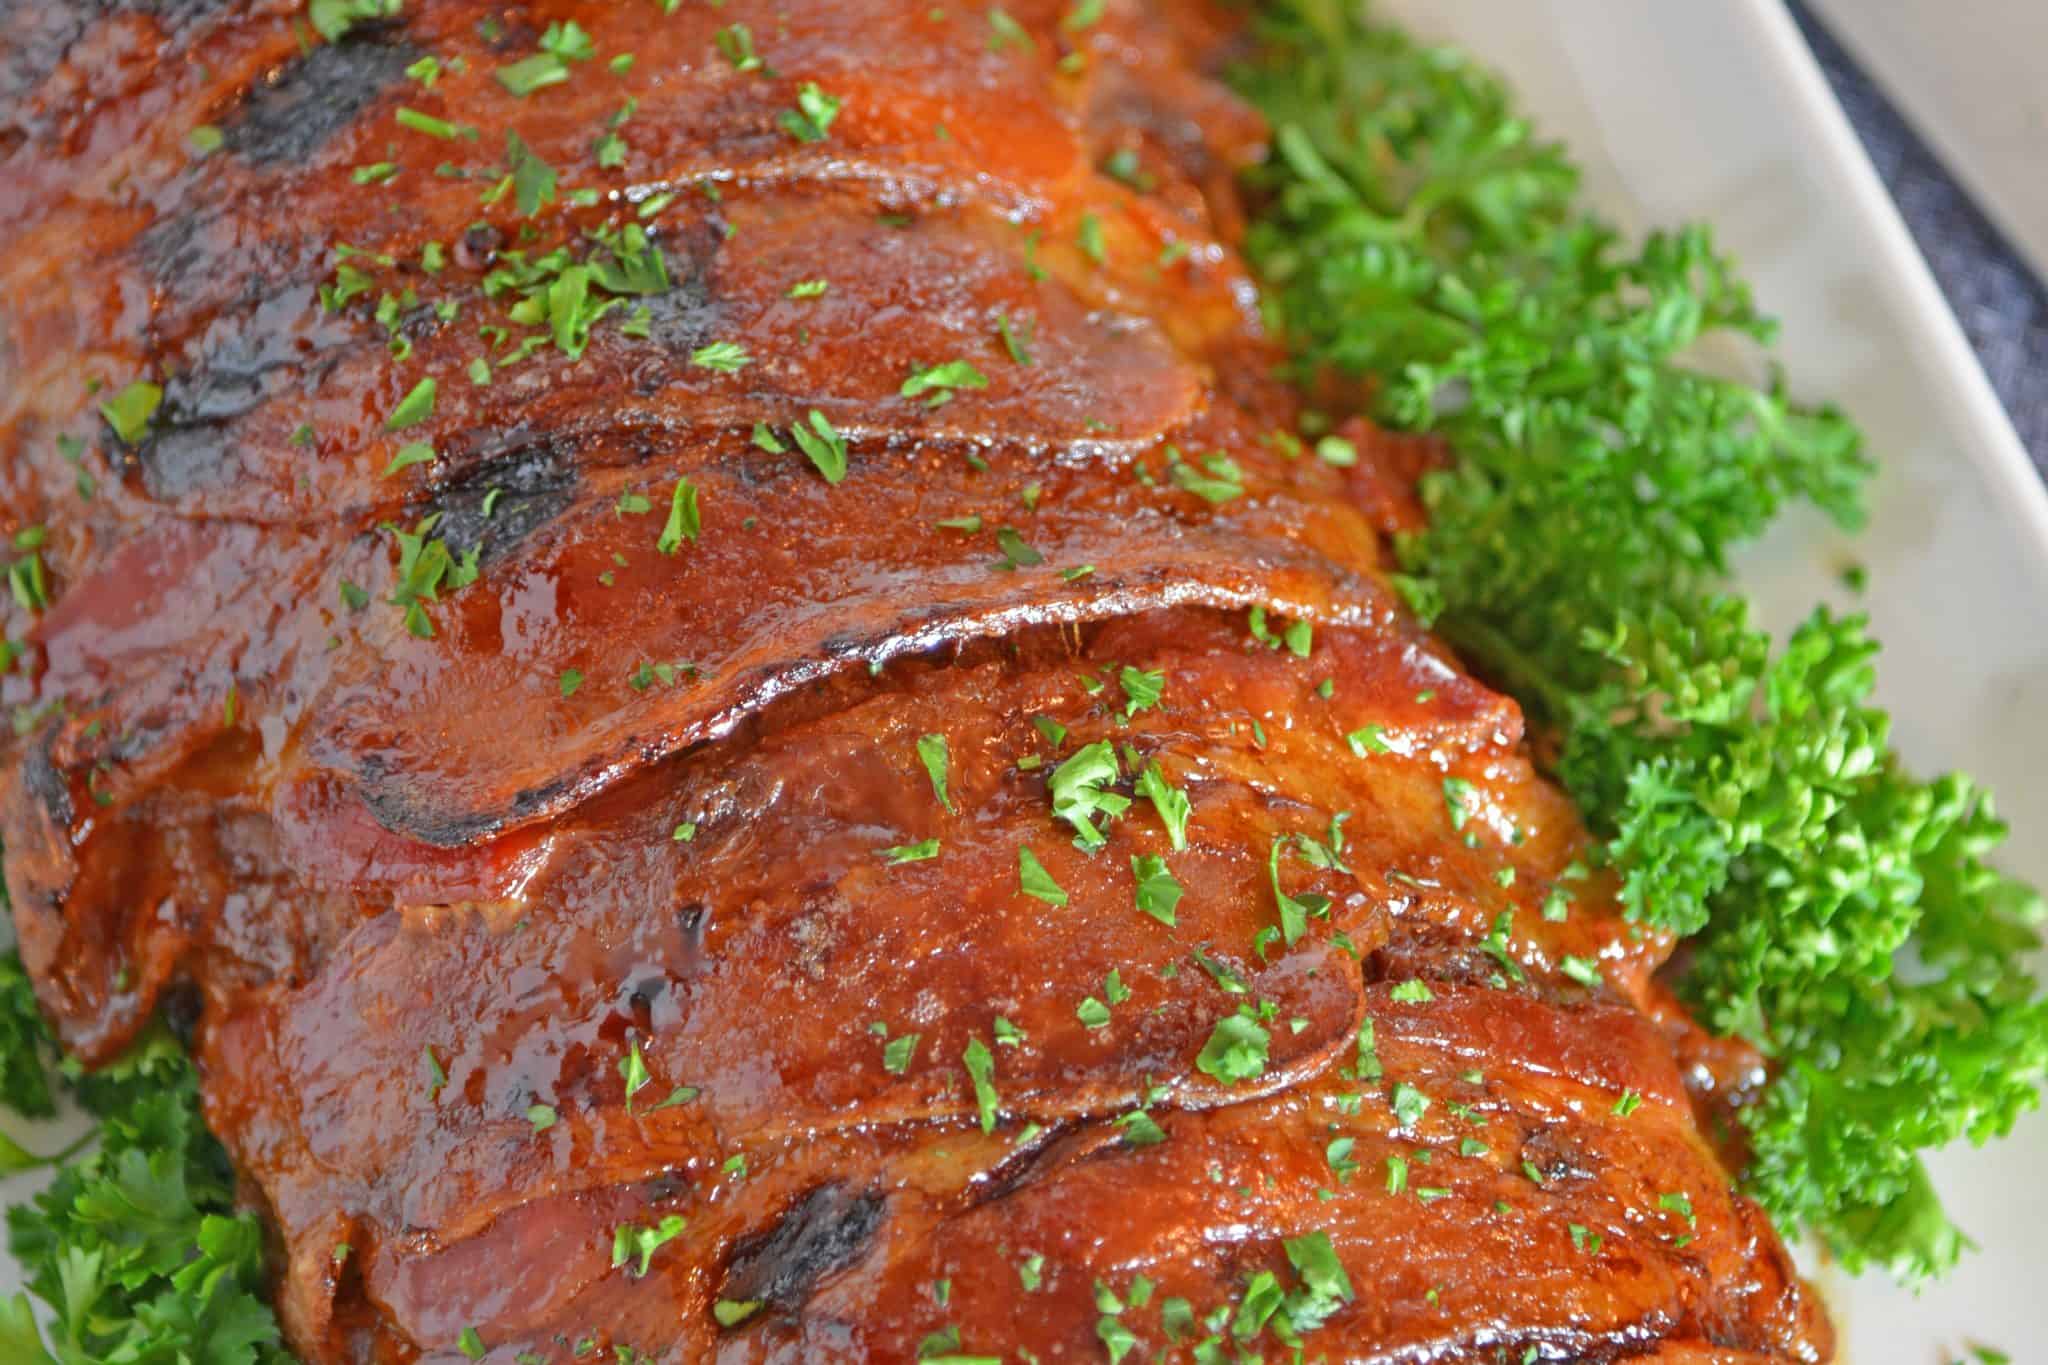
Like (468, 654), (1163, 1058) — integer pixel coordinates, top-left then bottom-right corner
(1789, 2), (2048, 474)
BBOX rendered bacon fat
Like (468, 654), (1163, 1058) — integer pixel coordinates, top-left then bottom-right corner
(0, 1), (1832, 1361)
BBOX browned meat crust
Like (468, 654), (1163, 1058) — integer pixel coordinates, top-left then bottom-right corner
(0, 2), (1833, 1360)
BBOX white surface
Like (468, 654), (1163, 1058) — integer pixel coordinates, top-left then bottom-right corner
(5, 1), (2048, 1357)
(1808, 0), (2048, 285)
(1376, 1), (2048, 1359)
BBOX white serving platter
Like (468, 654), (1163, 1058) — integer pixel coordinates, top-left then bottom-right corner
(1374, 1), (2048, 1358)
(5, 2), (2047, 1358)
(1807, 0), (2048, 287)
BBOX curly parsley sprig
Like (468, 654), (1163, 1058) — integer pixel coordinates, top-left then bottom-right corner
(0, 950), (289, 1365)
(1234, 0), (2048, 1282)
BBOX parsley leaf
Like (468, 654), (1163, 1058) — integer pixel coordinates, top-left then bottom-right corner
(962, 1037), (1000, 1132)
(1195, 1009), (1270, 1085)
(1131, 853), (1182, 926)
(385, 378), (436, 431)
(881, 1033), (920, 1073)
(993, 526), (1043, 570)
(1132, 763), (1191, 850)
(916, 732), (954, 812)
(1167, 449), (1244, 505)
(505, 130), (557, 216)
(0, 954), (55, 1117)
(497, 52), (571, 97)
(882, 838), (940, 865)
(715, 22), (763, 72)
(1049, 740), (1129, 851)
(383, 441), (434, 477)
(309, 0), (399, 42)
(1117, 665), (1164, 716)
(657, 479), (701, 554)
(99, 380), (162, 444)
(790, 409), (849, 483)
(1268, 835), (1333, 947)
(690, 340), (752, 373)
(1235, 1), (2048, 1284)
(901, 359), (990, 406)
(539, 19), (594, 62)
(0, 972), (288, 1363)
(778, 81), (843, 143)
(611, 1214), (686, 1277)
(1017, 847), (1068, 906)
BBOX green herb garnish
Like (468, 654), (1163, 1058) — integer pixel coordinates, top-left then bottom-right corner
(778, 82), (843, 143)
(1235, 0), (2048, 1282)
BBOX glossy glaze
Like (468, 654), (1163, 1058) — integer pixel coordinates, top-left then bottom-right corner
(0, 2), (1830, 1360)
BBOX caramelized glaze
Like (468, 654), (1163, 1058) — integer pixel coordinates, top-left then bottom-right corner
(0, 2), (1831, 1360)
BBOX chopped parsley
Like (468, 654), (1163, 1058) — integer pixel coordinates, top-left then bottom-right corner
(962, 1037), (1000, 1132)
(778, 81), (843, 143)
(540, 19), (594, 62)
(790, 409), (849, 483)
(1018, 847), (1068, 906)
(497, 51), (572, 97)
(1115, 1110), (1166, 1147)
(618, 1038), (651, 1111)
(1133, 764), (1190, 850)
(1345, 724), (1391, 756)
(993, 526), (1043, 569)
(657, 479), (701, 553)
(611, 1214), (687, 1276)
(1049, 740), (1129, 851)
(916, 732), (955, 812)
(382, 442), (434, 477)
(1268, 836), (1334, 947)
(1077, 211), (1105, 264)
(1195, 1009), (1270, 1085)
(882, 1033), (921, 1073)
(1390, 1082), (1430, 1129)
(1440, 777), (1475, 832)
(715, 22), (763, 72)
(397, 107), (476, 141)
(1131, 853), (1182, 926)
(987, 6), (1030, 50)
(1659, 1191), (1697, 1225)
(384, 376), (436, 430)
(880, 836), (940, 865)
(382, 513), (480, 639)
(504, 130), (557, 216)
(1559, 955), (1604, 990)
(690, 340), (752, 372)
(997, 312), (1035, 365)
(1167, 449), (1245, 505)
(98, 380), (161, 444)
(309, 0), (399, 42)
(901, 359), (989, 406)
(1117, 665), (1164, 716)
